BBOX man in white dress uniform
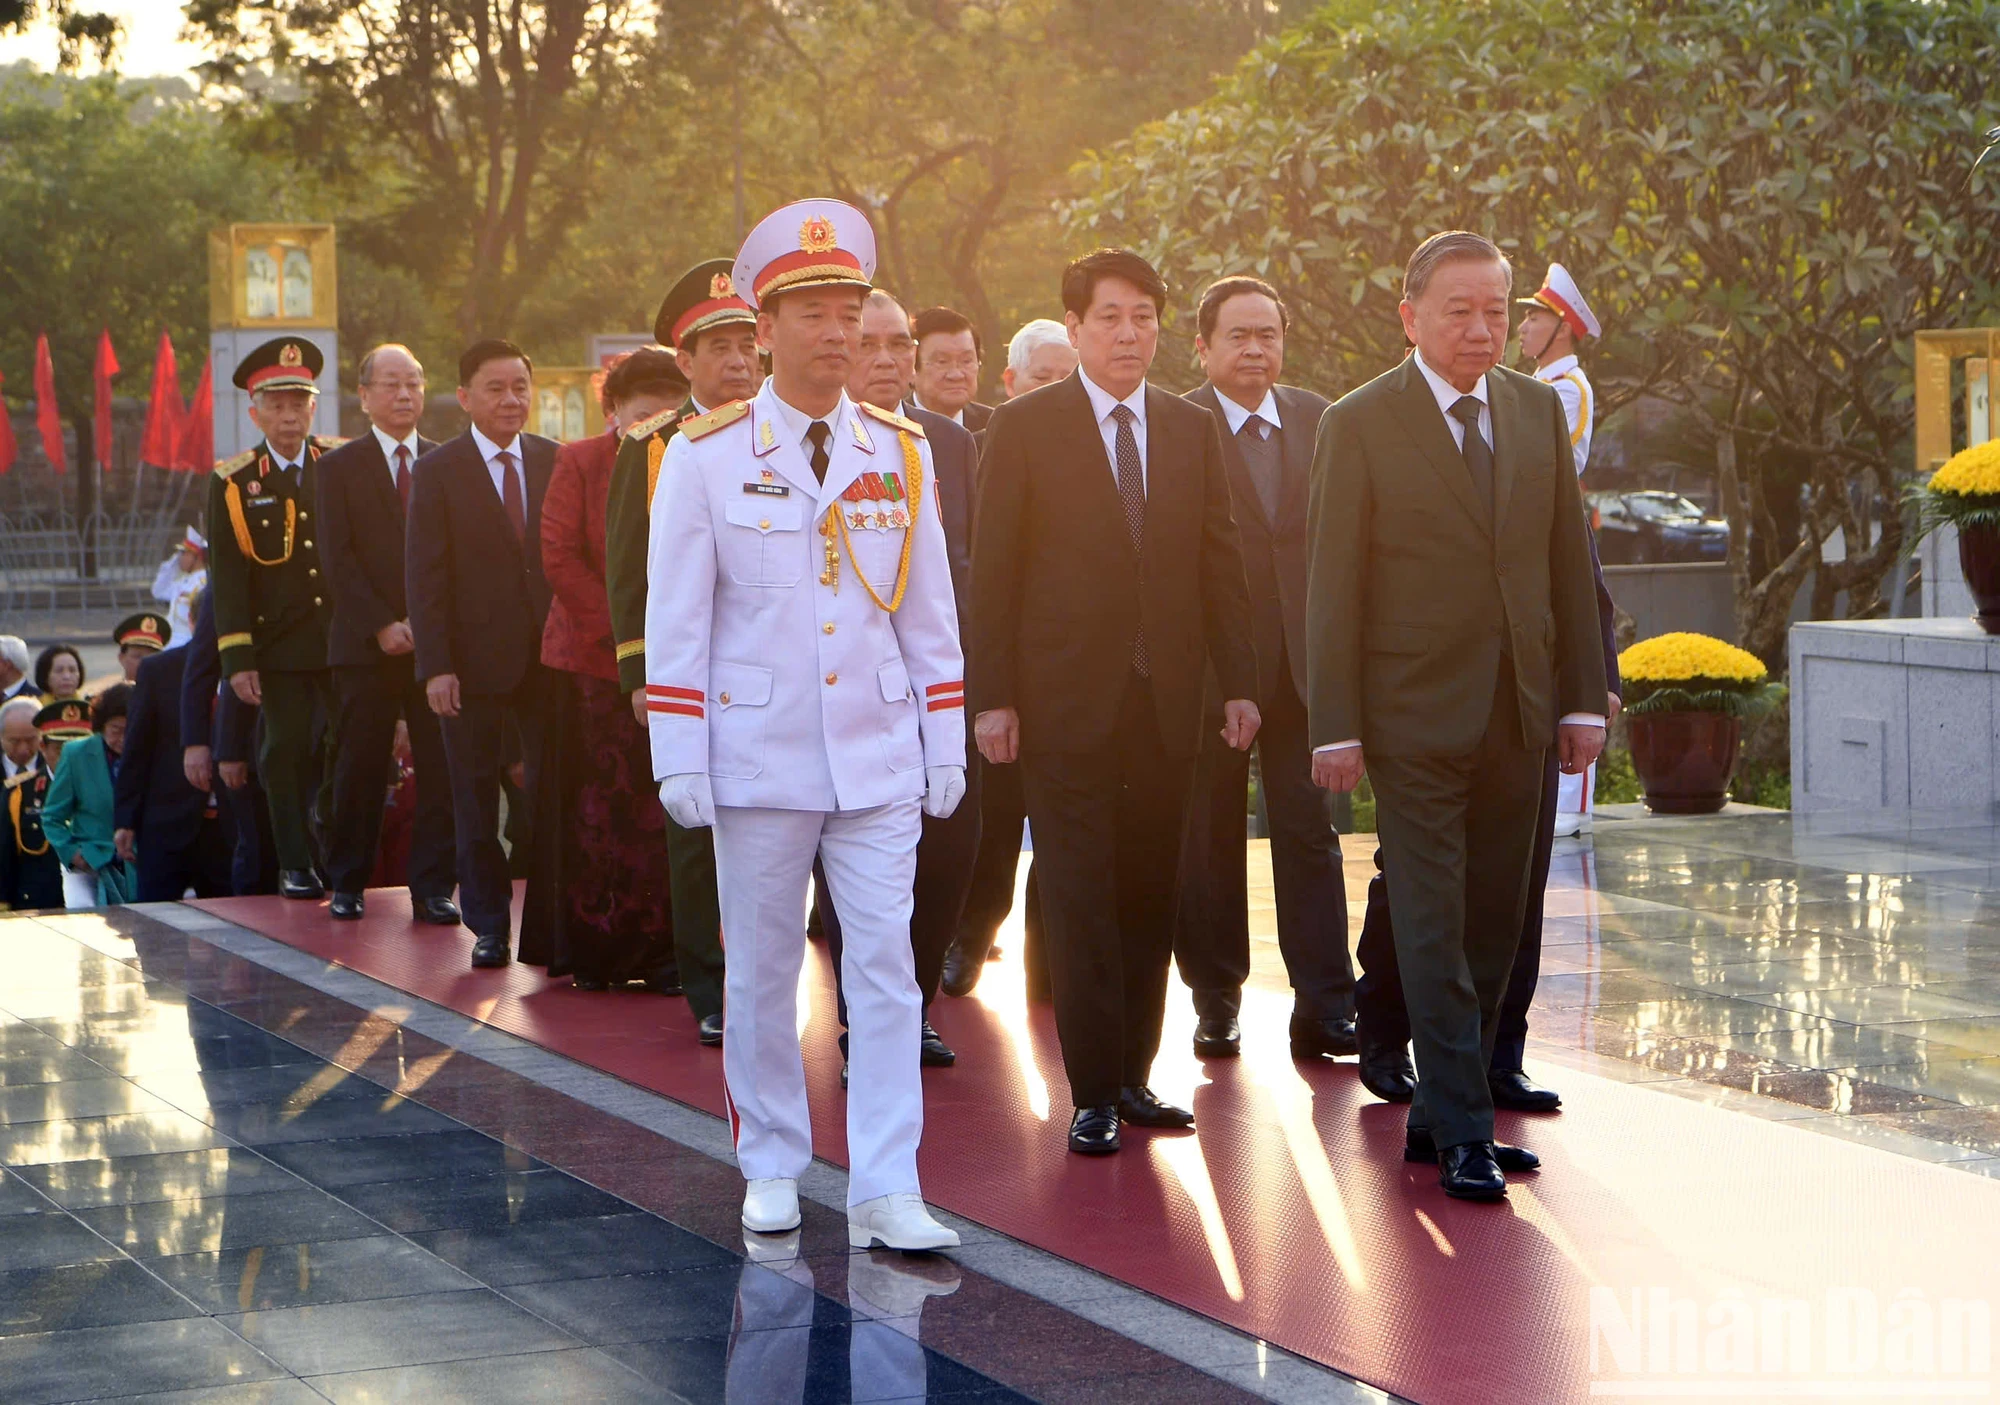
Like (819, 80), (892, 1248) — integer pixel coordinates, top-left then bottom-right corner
(1517, 262), (1602, 836)
(645, 198), (966, 1252)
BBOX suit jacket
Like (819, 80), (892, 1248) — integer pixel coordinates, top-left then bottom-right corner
(902, 401), (975, 633)
(317, 429), (440, 667)
(43, 734), (119, 872)
(116, 645), (205, 837)
(540, 430), (621, 683)
(1186, 381), (1327, 706)
(179, 591), (258, 764)
(1306, 356), (1606, 757)
(406, 429), (557, 696)
(961, 400), (994, 434)
(968, 372), (1258, 759)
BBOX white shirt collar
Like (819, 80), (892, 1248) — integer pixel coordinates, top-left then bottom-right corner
(371, 424), (420, 465)
(1534, 353), (1581, 383)
(266, 442), (305, 473)
(1078, 368), (1146, 428)
(766, 382), (851, 449)
(1413, 349), (1489, 420)
(689, 396), (710, 416)
(912, 393), (963, 426)
(469, 425), (521, 464)
(1215, 386), (1281, 436)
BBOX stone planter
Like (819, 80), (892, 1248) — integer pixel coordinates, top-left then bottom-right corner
(1628, 711), (1743, 814)
(1959, 522), (2000, 635)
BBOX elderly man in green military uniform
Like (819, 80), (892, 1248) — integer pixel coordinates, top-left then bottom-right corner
(601, 259), (761, 1045)
(0, 698), (67, 910)
(206, 336), (339, 899)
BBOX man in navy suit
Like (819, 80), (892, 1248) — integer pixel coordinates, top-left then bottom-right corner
(318, 343), (458, 924)
(115, 640), (230, 901)
(406, 339), (557, 968)
(179, 591), (275, 896)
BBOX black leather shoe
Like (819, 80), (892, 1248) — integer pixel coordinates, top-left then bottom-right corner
(470, 934), (510, 969)
(1193, 1016), (1241, 1058)
(1068, 1106), (1121, 1155)
(1356, 1022), (1417, 1104)
(1290, 1014), (1358, 1060)
(1405, 1127), (1540, 1172)
(919, 1021), (956, 1067)
(572, 977), (610, 992)
(1117, 1086), (1194, 1129)
(1489, 1068), (1562, 1111)
(940, 937), (989, 998)
(279, 869), (324, 900)
(414, 896), (461, 926)
(1438, 1141), (1508, 1201)
(328, 892), (364, 921)
(698, 1012), (724, 1047)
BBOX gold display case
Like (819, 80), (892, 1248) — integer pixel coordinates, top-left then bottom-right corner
(1913, 328), (1999, 473)
(208, 224), (339, 329)
(532, 367), (606, 442)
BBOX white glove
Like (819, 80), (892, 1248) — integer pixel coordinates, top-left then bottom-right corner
(922, 765), (966, 819)
(659, 772), (716, 829)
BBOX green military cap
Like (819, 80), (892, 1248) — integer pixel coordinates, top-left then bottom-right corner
(34, 699), (91, 741)
(232, 337), (324, 394)
(655, 259), (757, 349)
(113, 612), (171, 652)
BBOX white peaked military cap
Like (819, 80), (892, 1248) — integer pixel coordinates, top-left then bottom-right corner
(731, 199), (878, 311)
(1517, 262), (1601, 340)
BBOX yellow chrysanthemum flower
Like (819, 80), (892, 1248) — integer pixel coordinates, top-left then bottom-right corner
(1618, 632), (1767, 684)
(1929, 440), (2000, 498)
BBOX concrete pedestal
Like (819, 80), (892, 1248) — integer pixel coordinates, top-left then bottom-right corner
(1789, 616), (2000, 812)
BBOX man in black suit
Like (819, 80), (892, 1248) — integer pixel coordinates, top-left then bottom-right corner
(179, 591), (275, 895)
(317, 343), (459, 925)
(970, 248), (1260, 1155)
(910, 306), (994, 432)
(114, 641), (230, 901)
(406, 339), (557, 969)
(1175, 276), (1357, 1062)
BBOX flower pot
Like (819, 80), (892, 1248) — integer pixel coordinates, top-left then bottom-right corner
(1959, 522), (2000, 635)
(1627, 711), (1742, 814)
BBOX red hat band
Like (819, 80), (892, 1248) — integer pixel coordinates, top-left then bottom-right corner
(672, 297), (755, 348)
(752, 248), (869, 304)
(1532, 288), (1589, 341)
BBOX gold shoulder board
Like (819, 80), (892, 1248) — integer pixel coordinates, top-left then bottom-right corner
(212, 449), (256, 479)
(311, 435), (350, 451)
(3, 770), (31, 791)
(680, 400), (751, 442)
(858, 400), (925, 438)
(626, 406), (679, 441)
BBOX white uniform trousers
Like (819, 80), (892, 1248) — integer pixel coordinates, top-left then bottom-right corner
(713, 799), (925, 1207)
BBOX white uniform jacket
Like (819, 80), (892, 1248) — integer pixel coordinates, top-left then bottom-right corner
(1536, 353), (1594, 476)
(644, 381), (966, 812)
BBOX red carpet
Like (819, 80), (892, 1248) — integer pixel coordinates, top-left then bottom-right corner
(191, 887), (2000, 1404)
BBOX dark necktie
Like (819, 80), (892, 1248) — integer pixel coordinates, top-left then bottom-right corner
(497, 450), (525, 544)
(394, 444), (412, 513)
(804, 421), (831, 483)
(1237, 413), (1282, 524)
(1110, 404), (1150, 677)
(1449, 395), (1494, 525)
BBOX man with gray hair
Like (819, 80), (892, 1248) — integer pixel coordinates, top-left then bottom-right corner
(1306, 230), (1605, 1201)
(0, 636), (32, 704)
(1001, 319), (1078, 401)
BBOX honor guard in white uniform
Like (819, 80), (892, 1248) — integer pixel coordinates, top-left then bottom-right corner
(1519, 261), (1603, 834)
(645, 198), (966, 1252)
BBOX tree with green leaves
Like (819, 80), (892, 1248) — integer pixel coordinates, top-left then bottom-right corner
(0, 0), (119, 71)
(1065, 0), (2000, 663)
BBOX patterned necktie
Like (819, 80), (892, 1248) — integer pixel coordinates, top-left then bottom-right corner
(497, 450), (525, 543)
(394, 445), (412, 513)
(1110, 404), (1150, 677)
(804, 421), (831, 483)
(1237, 413), (1282, 524)
(1449, 395), (1494, 525)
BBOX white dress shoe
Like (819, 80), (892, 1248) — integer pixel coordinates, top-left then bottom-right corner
(741, 1177), (801, 1234)
(847, 1193), (960, 1251)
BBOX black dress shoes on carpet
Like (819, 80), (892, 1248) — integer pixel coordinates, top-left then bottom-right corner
(1356, 1024), (1417, 1104)
(469, 934), (510, 969)
(1489, 1068), (1562, 1111)
(1290, 1014), (1358, 1060)
(1117, 1086), (1194, 1129)
(414, 896), (462, 926)
(572, 978), (610, 992)
(1405, 1128), (1540, 1173)
(328, 892), (364, 920)
(1068, 1106), (1121, 1155)
(1193, 1016), (1241, 1058)
(919, 1021), (956, 1067)
(279, 870), (323, 901)
(939, 938), (988, 998)
(698, 1012), (724, 1047)
(1437, 1142), (1509, 1201)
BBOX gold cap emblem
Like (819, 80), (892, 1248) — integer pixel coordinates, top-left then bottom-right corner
(709, 272), (735, 299)
(142, 617), (157, 632)
(278, 342), (303, 367)
(62, 704), (81, 722)
(798, 216), (838, 254)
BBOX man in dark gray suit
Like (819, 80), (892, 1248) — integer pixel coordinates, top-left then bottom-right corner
(1176, 276), (1355, 1062)
(1307, 231), (1605, 1201)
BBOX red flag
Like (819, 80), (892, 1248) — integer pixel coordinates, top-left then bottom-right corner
(140, 331), (183, 468)
(0, 371), (17, 475)
(175, 358), (213, 473)
(93, 328), (119, 471)
(33, 332), (64, 474)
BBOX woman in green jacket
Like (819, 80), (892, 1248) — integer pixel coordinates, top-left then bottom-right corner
(42, 683), (134, 908)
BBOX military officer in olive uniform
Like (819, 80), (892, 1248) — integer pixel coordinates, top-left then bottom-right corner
(1, 702), (83, 910)
(604, 258), (761, 1046)
(205, 337), (338, 899)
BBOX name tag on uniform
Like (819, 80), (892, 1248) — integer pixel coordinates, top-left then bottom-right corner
(250, 496), (278, 507)
(744, 482), (790, 497)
